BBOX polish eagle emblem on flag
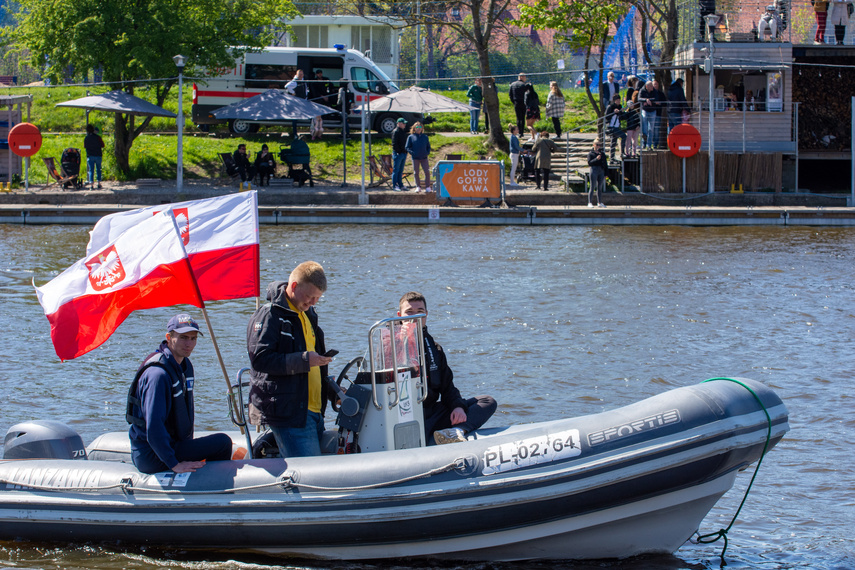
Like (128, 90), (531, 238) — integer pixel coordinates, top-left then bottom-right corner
(153, 207), (190, 245)
(85, 245), (126, 291)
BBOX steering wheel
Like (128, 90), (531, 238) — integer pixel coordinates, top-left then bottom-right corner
(331, 356), (364, 413)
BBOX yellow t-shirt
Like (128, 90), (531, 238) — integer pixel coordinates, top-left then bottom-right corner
(288, 299), (322, 414)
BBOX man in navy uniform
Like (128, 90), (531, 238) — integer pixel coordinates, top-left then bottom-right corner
(127, 314), (232, 474)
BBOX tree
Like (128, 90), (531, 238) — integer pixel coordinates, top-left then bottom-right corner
(519, 0), (628, 122)
(635, 0), (679, 89)
(8, 0), (297, 176)
(353, 0), (517, 149)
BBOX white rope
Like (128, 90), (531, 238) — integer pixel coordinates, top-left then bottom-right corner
(0, 460), (461, 495)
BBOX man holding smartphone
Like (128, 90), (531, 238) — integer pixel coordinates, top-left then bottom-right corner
(246, 261), (334, 457)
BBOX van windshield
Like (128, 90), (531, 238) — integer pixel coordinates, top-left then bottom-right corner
(351, 67), (396, 94)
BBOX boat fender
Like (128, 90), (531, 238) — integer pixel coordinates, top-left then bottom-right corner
(125, 351), (182, 428)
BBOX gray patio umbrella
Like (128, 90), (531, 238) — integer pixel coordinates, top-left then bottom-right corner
(367, 86), (477, 114)
(55, 90), (177, 118)
(210, 89), (336, 121)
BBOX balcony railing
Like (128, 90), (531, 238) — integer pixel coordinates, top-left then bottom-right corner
(678, 0), (853, 45)
(684, 101), (799, 152)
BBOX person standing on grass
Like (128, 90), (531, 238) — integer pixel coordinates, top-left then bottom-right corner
(405, 122), (432, 192)
(466, 78), (483, 135)
(545, 81), (566, 138)
(392, 117), (409, 192)
(524, 83), (541, 140)
(509, 73), (528, 136)
(83, 124), (104, 189)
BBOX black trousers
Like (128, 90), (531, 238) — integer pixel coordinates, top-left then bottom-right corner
(514, 103), (526, 135)
(132, 433), (233, 474)
(237, 166), (255, 183)
(535, 168), (551, 190)
(424, 395), (497, 440)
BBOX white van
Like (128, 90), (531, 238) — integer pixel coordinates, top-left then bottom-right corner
(191, 45), (419, 135)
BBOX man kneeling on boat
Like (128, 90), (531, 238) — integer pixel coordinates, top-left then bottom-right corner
(127, 314), (233, 474)
(398, 292), (497, 445)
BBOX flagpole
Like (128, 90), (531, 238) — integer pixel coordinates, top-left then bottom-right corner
(164, 211), (243, 433)
(198, 305), (243, 433)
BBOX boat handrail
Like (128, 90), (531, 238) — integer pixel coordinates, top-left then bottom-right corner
(230, 368), (254, 459)
(366, 314), (428, 410)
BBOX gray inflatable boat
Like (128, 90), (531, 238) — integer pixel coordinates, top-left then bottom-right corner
(0, 317), (789, 561)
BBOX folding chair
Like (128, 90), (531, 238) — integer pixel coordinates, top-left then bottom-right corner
(380, 154), (412, 188)
(368, 155), (392, 187)
(219, 153), (241, 184)
(43, 157), (78, 190)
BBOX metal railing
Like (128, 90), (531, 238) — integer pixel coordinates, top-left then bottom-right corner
(678, 0), (855, 45)
(690, 101), (799, 153)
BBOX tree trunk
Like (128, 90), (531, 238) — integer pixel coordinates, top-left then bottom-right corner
(113, 114), (133, 176)
(477, 46), (507, 150)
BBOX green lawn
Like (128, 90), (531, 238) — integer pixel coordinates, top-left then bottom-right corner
(4, 84), (597, 183)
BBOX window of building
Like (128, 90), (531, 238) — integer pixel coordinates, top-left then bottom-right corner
(351, 26), (393, 64)
(291, 25), (329, 48)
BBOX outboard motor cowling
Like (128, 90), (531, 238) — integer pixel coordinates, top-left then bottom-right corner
(3, 420), (87, 460)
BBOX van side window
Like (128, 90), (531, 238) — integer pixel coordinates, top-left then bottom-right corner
(350, 67), (388, 95)
(246, 64), (296, 89)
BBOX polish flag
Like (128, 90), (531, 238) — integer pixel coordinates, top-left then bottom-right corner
(86, 191), (259, 301)
(35, 211), (204, 361)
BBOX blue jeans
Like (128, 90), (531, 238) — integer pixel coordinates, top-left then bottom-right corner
(668, 112), (682, 132)
(392, 152), (407, 188)
(87, 155), (102, 183)
(469, 103), (481, 132)
(642, 111), (658, 148)
(269, 411), (324, 457)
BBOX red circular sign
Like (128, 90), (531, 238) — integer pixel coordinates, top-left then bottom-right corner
(8, 123), (42, 158)
(668, 124), (702, 158)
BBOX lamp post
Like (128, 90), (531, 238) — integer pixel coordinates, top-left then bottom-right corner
(704, 15), (717, 194)
(173, 54), (185, 192)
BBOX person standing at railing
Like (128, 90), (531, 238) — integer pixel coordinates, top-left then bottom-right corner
(828, 0), (850, 44)
(668, 78), (688, 131)
(812, 0), (829, 43)
(625, 92), (641, 158)
(639, 81), (658, 150)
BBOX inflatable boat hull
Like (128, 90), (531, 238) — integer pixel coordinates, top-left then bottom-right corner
(0, 378), (789, 561)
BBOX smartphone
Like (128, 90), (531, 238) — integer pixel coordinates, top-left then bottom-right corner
(323, 349), (339, 358)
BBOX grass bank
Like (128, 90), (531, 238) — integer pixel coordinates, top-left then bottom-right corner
(4, 84), (597, 183)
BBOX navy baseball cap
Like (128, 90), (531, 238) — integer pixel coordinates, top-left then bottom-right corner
(167, 314), (203, 335)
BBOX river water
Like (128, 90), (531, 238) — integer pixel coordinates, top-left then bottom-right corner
(0, 223), (853, 569)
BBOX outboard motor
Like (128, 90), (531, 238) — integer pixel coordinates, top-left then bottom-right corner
(331, 315), (428, 453)
(3, 420), (87, 460)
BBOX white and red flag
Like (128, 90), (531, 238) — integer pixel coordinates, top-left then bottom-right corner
(35, 211), (204, 361)
(86, 191), (259, 301)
